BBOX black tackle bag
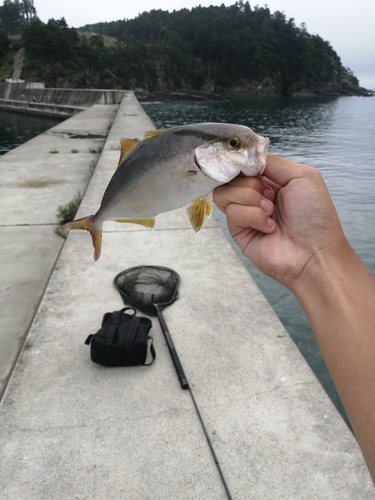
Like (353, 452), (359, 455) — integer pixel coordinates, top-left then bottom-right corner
(85, 307), (155, 367)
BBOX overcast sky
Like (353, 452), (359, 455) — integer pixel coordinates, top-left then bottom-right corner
(34, 0), (375, 89)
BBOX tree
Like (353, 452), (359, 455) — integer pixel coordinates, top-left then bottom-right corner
(19, 0), (36, 21)
(0, 0), (36, 35)
(0, 0), (21, 35)
(2, 3), (353, 93)
(0, 27), (9, 59)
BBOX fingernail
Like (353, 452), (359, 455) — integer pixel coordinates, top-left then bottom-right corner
(263, 188), (274, 200)
(260, 198), (273, 214)
(267, 218), (276, 229)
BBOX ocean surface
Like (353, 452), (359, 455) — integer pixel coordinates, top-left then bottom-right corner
(0, 110), (62, 155)
(1, 97), (374, 427)
(141, 95), (375, 427)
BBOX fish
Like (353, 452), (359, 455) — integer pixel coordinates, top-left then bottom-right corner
(60, 122), (269, 261)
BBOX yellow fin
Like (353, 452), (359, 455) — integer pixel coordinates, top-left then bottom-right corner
(113, 218), (155, 229)
(143, 129), (163, 140)
(187, 194), (213, 233)
(60, 215), (102, 262)
(205, 193), (213, 218)
(118, 138), (140, 166)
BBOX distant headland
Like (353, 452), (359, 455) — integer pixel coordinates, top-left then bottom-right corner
(0, 3), (373, 99)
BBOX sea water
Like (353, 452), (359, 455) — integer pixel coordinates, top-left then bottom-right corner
(0, 110), (61, 155)
(141, 95), (375, 427)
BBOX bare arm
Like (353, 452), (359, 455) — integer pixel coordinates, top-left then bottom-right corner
(214, 154), (375, 481)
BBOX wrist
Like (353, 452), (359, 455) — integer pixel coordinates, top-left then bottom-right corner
(290, 237), (358, 314)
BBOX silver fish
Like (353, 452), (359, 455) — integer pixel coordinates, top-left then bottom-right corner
(61, 122), (269, 260)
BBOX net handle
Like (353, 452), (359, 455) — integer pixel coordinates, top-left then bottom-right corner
(153, 303), (188, 390)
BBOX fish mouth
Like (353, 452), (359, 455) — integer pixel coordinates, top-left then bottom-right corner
(241, 136), (269, 176)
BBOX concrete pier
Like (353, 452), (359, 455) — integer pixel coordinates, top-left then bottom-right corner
(0, 103), (119, 398)
(0, 82), (126, 118)
(0, 93), (373, 498)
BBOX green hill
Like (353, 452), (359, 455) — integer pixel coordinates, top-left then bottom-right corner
(0, 1), (369, 97)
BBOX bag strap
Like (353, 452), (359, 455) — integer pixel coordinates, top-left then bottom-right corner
(143, 337), (156, 366)
(119, 317), (156, 366)
(85, 316), (140, 347)
(120, 307), (137, 322)
(111, 310), (122, 325)
(116, 315), (141, 365)
(103, 307), (136, 326)
(119, 315), (140, 350)
(104, 324), (117, 346)
(106, 313), (140, 348)
(85, 334), (93, 345)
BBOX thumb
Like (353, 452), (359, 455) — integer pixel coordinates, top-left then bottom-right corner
(264, 154), (310, 187)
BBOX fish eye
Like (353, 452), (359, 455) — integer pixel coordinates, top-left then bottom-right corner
(227, 137), (241, 150)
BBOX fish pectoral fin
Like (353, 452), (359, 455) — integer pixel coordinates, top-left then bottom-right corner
(118, 138), (140, 166)
(60, 215), (102, 262)
(143, 129), (163, 140)
(187, 194), (213, 233)
(113, 217), (155, 229)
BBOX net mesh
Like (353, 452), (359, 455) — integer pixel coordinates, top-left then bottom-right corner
(114, 266), (180, 316)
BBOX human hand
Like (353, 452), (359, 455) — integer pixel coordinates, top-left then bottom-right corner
(215, 154), (375, 480)
(213, 154), (348, 291)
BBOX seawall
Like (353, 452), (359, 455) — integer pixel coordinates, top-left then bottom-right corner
(0, 94), (373, 498)
(0, 82), (126, 117)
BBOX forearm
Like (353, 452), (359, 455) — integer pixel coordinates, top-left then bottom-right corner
(215, 156), (375, 478)
(292, 242), (375, 480)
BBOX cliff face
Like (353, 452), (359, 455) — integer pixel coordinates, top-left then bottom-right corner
(291, 71), (372, 97)
(4, 28), (372, 100)
(135, 71), (373, 101)
(133, 49), (373, 99)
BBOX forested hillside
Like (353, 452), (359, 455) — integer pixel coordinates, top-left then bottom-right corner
(0, 1), (367, 96)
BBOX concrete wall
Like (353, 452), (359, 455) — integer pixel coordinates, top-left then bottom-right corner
(0, 82), (127, 105)
(0, 82), (127, 117)
(0, 98), (87, 118)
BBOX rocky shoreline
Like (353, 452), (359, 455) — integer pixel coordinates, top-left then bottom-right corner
(292, 83), (374, 98)
(136, 84), (374, 102)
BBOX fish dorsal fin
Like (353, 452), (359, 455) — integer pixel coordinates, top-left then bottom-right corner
(187, 194), (213, 233)
(143, 129), (163, 140)
(118, 138), (140, 166)
(113, 217), (155, 229)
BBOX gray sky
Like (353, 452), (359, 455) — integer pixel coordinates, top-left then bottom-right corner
(34, 0), (375, 89)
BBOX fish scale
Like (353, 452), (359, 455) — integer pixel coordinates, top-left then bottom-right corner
(61, 122), (269, 261)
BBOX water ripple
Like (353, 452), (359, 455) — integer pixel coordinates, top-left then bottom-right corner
(143, 95), (375, 427)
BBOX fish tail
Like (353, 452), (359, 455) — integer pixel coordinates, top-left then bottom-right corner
(60, 215), (102, 262)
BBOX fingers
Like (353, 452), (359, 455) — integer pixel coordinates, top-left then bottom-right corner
(213, 153), (319, 238)
(213, 178), (276, 235)
(261, 176), (280, 195)
(213, 176), (274, 213)
(226, 203), (276, 235)
(225, 175), (264, 188)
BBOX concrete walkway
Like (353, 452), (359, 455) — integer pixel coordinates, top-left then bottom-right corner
(0, 93), (374, 499)
(0, 102), (118, 397)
